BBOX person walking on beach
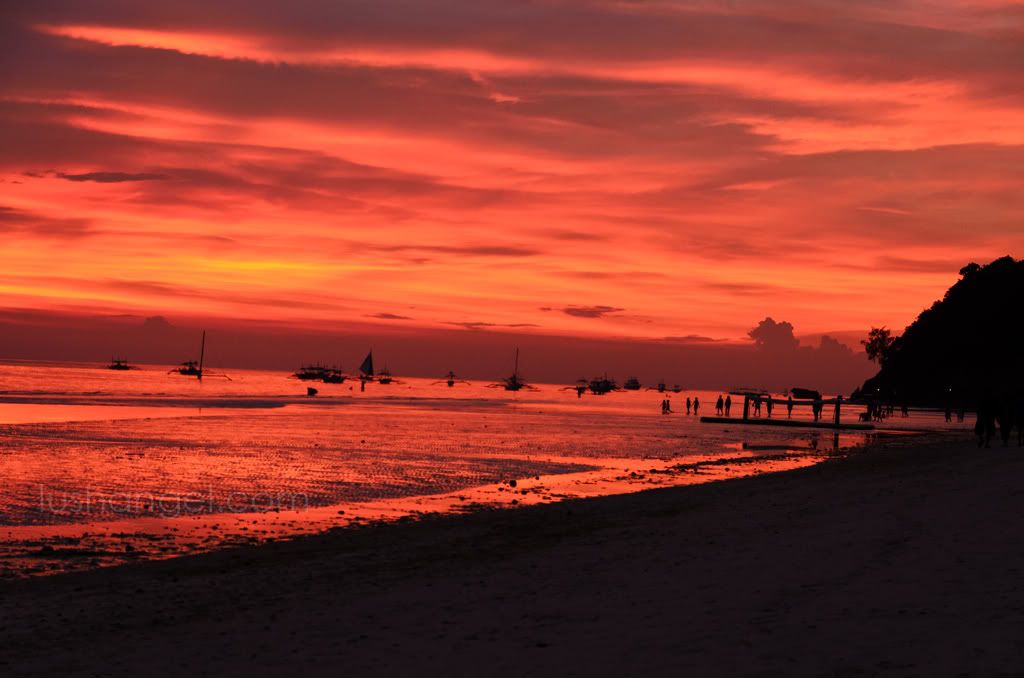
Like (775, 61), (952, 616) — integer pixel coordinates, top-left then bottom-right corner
(976, 397), (996, 448)
(765, 397), (774, 418)
(753, 395), (762, 417)
(944, 404), (952, 423)
(716, 395), (724, 416)
(693, 397), (700, 416)
(787, 396), (794, 418)
(725, 395), (732, 417)
(686, 397), (692, 415)
(997, 400), (1014, 447)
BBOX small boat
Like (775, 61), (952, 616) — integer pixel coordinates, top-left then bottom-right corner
(623, 376), (641, 391)
(378, 366), (393, 385)
(292, 364), (329, 380)
(169, 331), (230, 381)
(588, 374), (618, 395)
(790, 387), (822, 400)
(321, 368), (346, 384)
(647, 380), (667, 393)
(434, 370), (469, 388)
(107, 357), (135, 371)
(488, 348), (534, 391)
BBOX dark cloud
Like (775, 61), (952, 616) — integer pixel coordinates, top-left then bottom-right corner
(373, 244), (541, 258)
(366, 312), (412, 320)
(142, 315), (174, 331)
(663, 334), (719, 344)
(562, 305), (625, 319)
(0, 205), (91, 238)
(444, 321), (540, 330)
(57, 171), (169, 183)
(749, 317), (799, 352)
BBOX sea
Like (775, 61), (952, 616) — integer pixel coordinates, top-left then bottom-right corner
(0, 361), (963, 577)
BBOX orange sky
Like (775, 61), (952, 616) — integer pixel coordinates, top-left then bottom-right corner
(2, 0), (1023, 345)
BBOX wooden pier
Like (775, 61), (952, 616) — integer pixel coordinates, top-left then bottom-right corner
(700, 394), (875, 431)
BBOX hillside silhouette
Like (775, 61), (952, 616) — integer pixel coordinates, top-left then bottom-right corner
(857, 256), (1024, 405)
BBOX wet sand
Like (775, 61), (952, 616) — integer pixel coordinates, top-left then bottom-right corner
(3, 432), (1023, 675)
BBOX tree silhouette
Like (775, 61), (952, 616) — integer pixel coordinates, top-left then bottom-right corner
(861, 327), (896, 367)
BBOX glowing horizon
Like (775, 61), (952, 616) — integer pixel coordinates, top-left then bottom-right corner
(3, 1), (1023, 345)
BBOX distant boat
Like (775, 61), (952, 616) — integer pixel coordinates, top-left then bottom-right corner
(292, 364), (346, 383)
(790, 387), (822, 400)
(293, 364), (329, 380)
(647, 380), (667, 393)
(489, 348), (533, 391)
(169, 331), (230, 381)
(322, 368), (346, 384)
(359, 351), (374, 379)
(107, 357), (135, 371)
(623, 376), (641, 391)
(434, 370), (469, 388)
(588, 374), (618, 395)
(378, 365), (394, 385)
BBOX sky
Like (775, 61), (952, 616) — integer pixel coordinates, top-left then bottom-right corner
(1, 0), (1023, 385)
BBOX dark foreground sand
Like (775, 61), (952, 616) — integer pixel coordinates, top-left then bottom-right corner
(3, 434), (1024, 676)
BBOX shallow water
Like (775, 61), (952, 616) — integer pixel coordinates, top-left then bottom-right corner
(0, 361), (966, 576)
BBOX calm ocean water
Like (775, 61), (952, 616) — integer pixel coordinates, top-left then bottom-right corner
(0, 361), (962, 576)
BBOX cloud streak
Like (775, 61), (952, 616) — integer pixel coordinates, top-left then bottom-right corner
(0, 0), (1022, 344)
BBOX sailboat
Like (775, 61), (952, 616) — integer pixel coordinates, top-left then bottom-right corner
(359, 351), (374, 380)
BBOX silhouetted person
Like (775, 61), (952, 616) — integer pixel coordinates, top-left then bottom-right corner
(1016, 396), (1024, 447)
(944, 404), (952, 423)
(724, 395), (732, 417)
(901, 403), (909, 418)
(997, 400), (1014, 447)
(753, 395), (761, 417)
(665, 398), (672, 414)
(957, 405), (965, 423)
(976, 398), (996, 448)
(361, 379), (366, 392)
(715, 395), (724, 416)
(693, 397), (700, 416)
(765, 397), (774, 418)
(786, 396), (794, 418)
(812, 397), (823, 422)
(686, 397), (692, 415)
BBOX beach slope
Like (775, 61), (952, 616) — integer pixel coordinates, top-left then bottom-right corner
(3, 434), (1023, 675)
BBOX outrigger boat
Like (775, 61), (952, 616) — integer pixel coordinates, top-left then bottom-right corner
(434, 370), (470, 388)
(622, 376), (641, 391)
(488, 348), (535, 391)
(292, 364), (346, 383)
(169, 331), (230, 381)
(588, 374), (618, 395)
(107, 357), (136, 371)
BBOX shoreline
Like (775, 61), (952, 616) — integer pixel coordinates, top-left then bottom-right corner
(6, 430), (1021, 674)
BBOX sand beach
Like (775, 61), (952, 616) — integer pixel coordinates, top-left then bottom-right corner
(3, 432), (1021, 675)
